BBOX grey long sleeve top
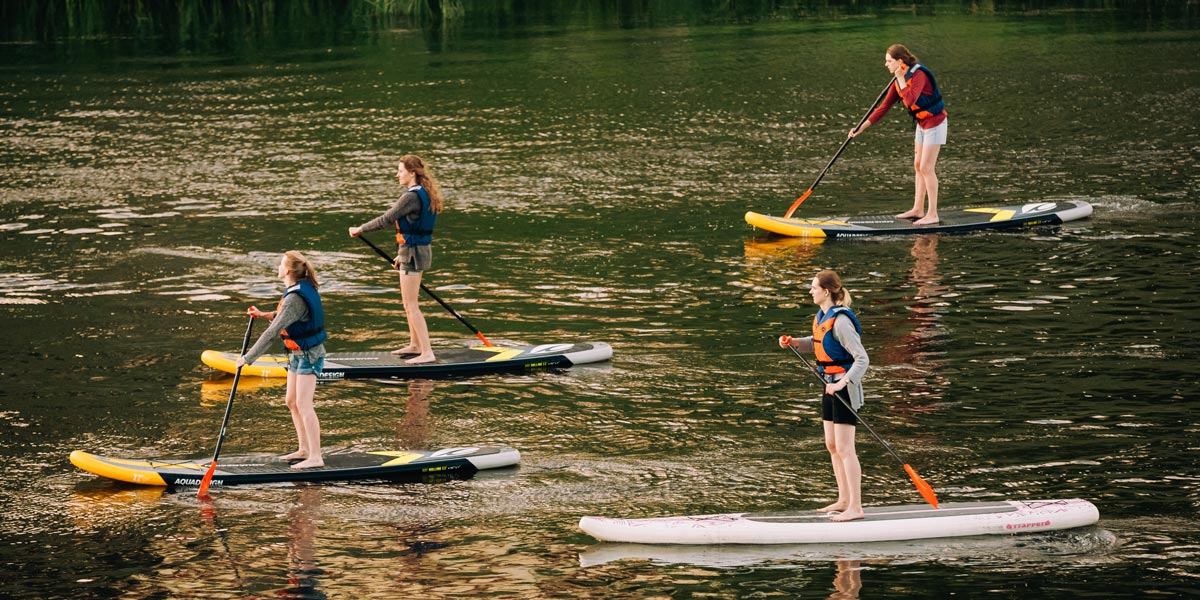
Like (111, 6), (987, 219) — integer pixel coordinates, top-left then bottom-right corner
(242, 294), (327, 364)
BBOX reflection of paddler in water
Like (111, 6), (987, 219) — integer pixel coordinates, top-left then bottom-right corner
(279, 485), (326, 599)
(877, 235), (949, 394)
(395, 378), (435, 450)
(779, 270), (869, 522)
(828, 559), (863, 600)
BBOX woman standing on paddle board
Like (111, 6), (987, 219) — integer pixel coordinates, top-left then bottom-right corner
(236, 251), (328, 470)
(349, 154), (444, 364)
(848, 44), (947, 226)
(780, 270), (869, 521)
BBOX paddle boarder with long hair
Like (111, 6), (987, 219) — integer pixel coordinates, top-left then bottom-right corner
(780, 269), (870, 521)
(237, 251), (327, 469)
(349, 154), (444, 364)
(849, 44), (947, 225)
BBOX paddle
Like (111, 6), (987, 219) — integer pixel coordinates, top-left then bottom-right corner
(783, 81), (894, 218)
(198, 314), (255, 498)
(786, 344), (940, 509)
(353, 234), (494, 347)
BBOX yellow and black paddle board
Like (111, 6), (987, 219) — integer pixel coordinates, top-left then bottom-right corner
(70, 446), (520, 488)
(745, 201), (1092, 238)
(201, 341), (612, 380)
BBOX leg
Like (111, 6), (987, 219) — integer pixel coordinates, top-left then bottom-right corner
(828, 423), (864, 521)
(896, 143), (926, 220)
(280, 370), (308, 460)
(400, 271), (435, 364)
(817, 419), (849, 513)
(913, 143), (942, 225)
(290, 373), (323, 469)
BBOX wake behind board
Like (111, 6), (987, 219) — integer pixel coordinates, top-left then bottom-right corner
(201, 341), (612, 380)
(70, 446), (519, 488)
(745, 200), (1092, 238)
(579, 499), (1098, 545)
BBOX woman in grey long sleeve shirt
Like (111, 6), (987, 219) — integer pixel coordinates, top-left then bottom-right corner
(780, 269), (869, 522)
(348, 154), (444, 365)
(236, 251), (328, 469)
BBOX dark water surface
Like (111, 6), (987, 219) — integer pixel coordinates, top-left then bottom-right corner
(2, 6), (1199, 598)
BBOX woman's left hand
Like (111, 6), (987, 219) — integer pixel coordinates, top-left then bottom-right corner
(825, 379), (848, 395)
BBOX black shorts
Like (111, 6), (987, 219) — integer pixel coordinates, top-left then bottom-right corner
(821, 392), (858, 425)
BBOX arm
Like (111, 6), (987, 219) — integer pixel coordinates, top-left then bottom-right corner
(353, 191), (421, 236)
(241, 295), (309, 365)
(850, 85), (901, 138)
(779, 335), (815, 353)
(828, 317), (869, 391)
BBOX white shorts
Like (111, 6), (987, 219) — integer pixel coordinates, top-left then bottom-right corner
(914, 119), (947, 146)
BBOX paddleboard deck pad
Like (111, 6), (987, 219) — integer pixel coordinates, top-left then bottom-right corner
(71, 446), (519, 488)
(201, 341), (612, 380)
(745, 201), (1092, 238)
(579, 499), (1099, 545)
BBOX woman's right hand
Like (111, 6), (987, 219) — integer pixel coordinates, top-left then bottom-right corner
(778, 335), (794, 349)
(348, 226), (362, 237)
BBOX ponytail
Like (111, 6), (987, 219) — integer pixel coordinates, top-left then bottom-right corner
(283, 250), (319, 288)
(816, 269), (852, 307)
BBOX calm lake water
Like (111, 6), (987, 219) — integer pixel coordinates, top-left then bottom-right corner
(2, 4), (1199, 598)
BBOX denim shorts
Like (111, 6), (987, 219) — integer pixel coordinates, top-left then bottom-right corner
(914, 119), (947, 146)
(289, 353), (325, 376)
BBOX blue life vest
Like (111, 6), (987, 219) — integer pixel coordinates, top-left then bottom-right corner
(811, 306), (862, 376)
(278, 281), (326, 351)
(897, 63), (945, 122)
(394, 185), (436, 246)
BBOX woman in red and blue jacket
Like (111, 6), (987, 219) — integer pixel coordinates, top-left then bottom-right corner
(849, 44), (947, 225)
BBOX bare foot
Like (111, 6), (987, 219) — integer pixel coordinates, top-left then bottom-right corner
(816, 501), (848, 513)
(405, 353), (436, 365)
(830, 509), (865, 522)
(390, 346), (419, 356)
(291, 457), (324, 469)
(280, 450), (307, 461)
(914, 214), (940, 225)
(896, 209), (924, 220)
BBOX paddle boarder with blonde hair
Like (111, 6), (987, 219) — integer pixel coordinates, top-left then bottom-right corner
(780, 269), (869, 521)
(237, 251), (327, 470)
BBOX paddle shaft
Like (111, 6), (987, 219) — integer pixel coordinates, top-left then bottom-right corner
(788, 344), (909, 467)
(199, 315), (255, 496)
(354, 234), (494, 347)
(783, 81), (894, 218)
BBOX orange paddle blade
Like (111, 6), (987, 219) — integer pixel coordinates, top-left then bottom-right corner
(783, 189), (814, 218)
(197, 463), (217, 498)
(904, 463), (939, 509)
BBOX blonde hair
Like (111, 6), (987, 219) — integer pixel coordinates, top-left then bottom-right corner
(399, 154), (443, 213)
(283, 251), (319, 288)
(816, 269), (852, 307)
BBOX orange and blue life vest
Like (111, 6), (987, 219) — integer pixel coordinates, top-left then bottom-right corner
(277, 281), (326, 352)
(897, 64), (945, 122)
(394, 185), (436, 246)
(812, 306), (862, 376)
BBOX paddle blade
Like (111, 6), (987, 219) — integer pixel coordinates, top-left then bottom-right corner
(904, 463), (939, 509)
(783, 189), (813, 219)
(197, 462), (217, 498)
